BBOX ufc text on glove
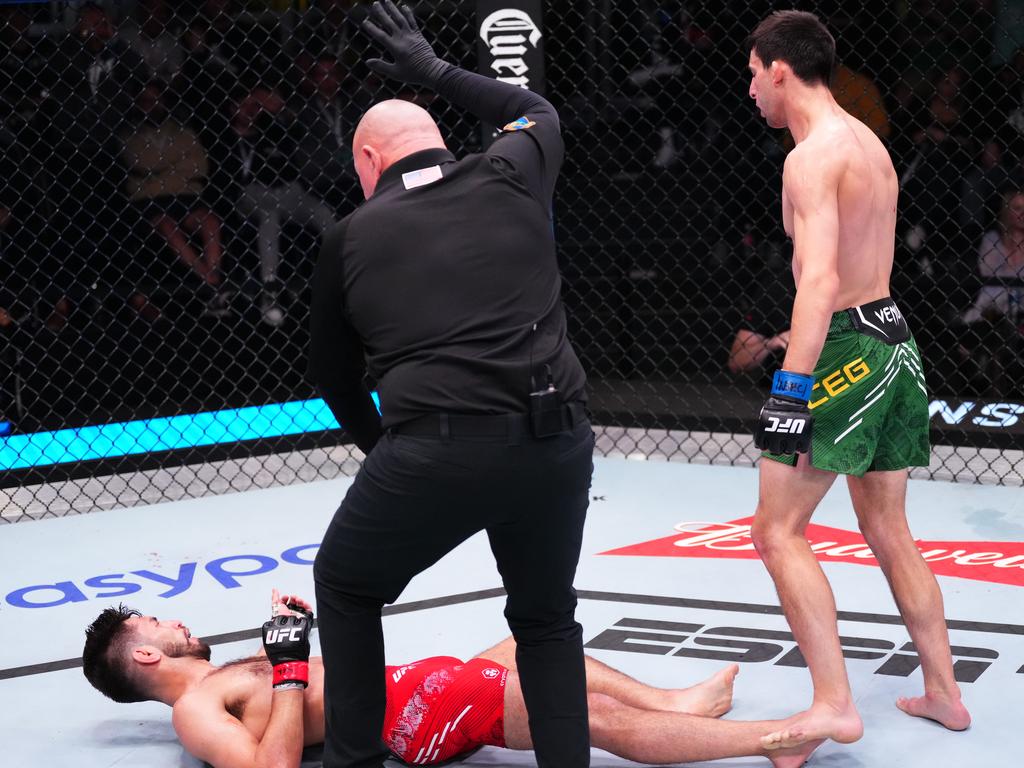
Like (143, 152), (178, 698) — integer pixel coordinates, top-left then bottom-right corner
(754, 370), (814, 455)
(262, 614), (312, 690)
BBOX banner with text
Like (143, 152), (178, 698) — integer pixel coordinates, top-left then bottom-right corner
(476, 0), (546, 146)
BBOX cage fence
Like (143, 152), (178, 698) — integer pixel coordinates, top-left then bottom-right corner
(2, 0), (1023, 522)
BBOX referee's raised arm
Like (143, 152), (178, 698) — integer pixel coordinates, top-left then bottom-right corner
(363, 0), (562, 204)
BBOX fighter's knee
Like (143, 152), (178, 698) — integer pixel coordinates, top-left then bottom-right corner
(856, 517), (912, 560)
(749, 513), (778, 558)
(854, 517), (881, 545)
(586, 693), (625, 733)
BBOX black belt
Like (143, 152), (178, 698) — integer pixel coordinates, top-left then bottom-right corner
(389, 402), (587, 439)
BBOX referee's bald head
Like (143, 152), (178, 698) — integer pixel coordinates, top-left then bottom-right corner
(353, 99), (447, 199)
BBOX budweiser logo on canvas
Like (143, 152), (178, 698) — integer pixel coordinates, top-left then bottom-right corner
(602, 518), (1024, 587)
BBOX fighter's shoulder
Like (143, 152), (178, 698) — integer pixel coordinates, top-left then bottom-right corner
(172, 687), (225, 731)
(783, 138), (849, 185)
(172, 682), (261, 767)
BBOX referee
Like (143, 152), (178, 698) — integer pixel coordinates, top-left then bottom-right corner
(308, 3), (593, 767)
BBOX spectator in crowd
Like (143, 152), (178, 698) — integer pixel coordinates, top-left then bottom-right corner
(0, 5), (56, 121)
(171, 15), (238, 151)
(41, 3), (146, 315)
(218, 81), (336, 326)
(993, 47), (1024, 140)
(958, 189), (1024, 394)
(289, 53), (363, 213)
(0, 142), (20, 330)
(959, 133), (1023, 240)
(48, 2), (147, 137)
(900, 1), (983, 85)
(193, 0), (234, 53)
(119, 0), (184, 83)
(122, 81), (227, 317)
(993, 0), (1024, 66)
(726, 271), (793, 386)
(963, 189), (1024, 324)
(0, 126), (69, 331)
(193, 0), (285, 86)
(293, 0), (366, 67)
(727, 322), (791, 381)
(899, 66), (976, 267)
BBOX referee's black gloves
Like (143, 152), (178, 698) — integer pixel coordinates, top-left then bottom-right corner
(362, 0), (452, 87)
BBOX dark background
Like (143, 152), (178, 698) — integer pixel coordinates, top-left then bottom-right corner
(2, 1), (1022, 509)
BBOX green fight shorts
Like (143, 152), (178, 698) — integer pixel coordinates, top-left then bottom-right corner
(763, 298), (931, 476)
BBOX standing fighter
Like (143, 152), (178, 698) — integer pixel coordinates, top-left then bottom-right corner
(307, 3), (593, 767)
(744, 10), (971, 759)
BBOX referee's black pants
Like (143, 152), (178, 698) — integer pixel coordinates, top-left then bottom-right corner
(313, 418), (594, 768)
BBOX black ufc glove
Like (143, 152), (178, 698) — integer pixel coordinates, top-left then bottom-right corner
(361, 0), (452, 87)
(754, 370), (815, 455)
(284, 601), (313, 621)
(262, 614), (312, 689)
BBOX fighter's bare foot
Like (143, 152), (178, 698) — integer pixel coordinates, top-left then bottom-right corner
(761, 702), (863, 749)
(767, 738), (824, 768)
(896, 692), (971, 730)
(664, 664), (739, 717)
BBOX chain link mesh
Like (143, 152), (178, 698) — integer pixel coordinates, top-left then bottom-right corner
(2, 1), (1023, 522)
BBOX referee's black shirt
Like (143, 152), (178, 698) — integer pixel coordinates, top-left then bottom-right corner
(308, 69), (587, 453)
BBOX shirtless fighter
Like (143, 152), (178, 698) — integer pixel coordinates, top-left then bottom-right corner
(743, 10), (971, 763)
(83, 590), (819, 768)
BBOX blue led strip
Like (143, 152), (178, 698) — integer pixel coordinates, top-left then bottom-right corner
(0, 396), (379, 472)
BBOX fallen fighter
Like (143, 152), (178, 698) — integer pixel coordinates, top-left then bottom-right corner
(83, 590), (815, 767)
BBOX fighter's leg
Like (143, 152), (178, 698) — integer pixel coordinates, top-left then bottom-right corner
(581, 653), (737, 717)
(472, 636), (517, 668)
(474, 639), (736, 717)
(751, 455), (864, 745)
(501, 671), (820, 768)
(847, 468), (970, 730)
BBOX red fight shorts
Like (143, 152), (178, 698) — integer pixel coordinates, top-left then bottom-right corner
(383, 656), (508, 764)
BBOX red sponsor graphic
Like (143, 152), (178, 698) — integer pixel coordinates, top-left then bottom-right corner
(602, 517), (1024, 587)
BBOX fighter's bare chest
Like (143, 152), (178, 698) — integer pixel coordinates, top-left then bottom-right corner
(210, 660), (275, 736)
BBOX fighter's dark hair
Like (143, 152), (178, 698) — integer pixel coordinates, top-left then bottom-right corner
(82, 605), (151, 703)
(747, 10), (835, 87)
